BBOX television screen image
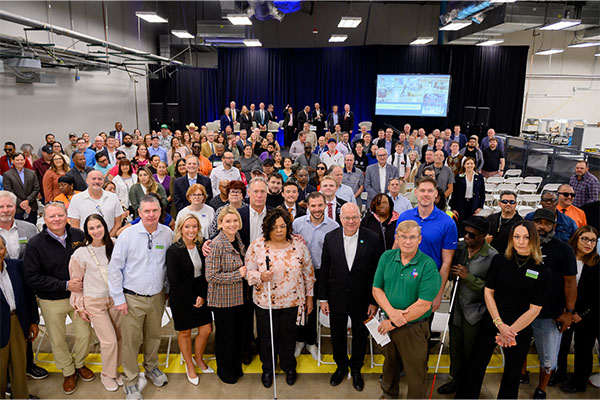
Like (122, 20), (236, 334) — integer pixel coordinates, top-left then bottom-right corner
(375, 74), (451, 117)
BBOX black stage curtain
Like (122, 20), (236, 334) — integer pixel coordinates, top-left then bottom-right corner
(149, 45), (528, 135)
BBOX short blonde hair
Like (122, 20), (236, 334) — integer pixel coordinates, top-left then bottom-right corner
(186, 183), (207, 202)
(396, 220), (421, 235)
(320, 175), (338, 187)
(217, 205), (242, 231)
(173, 214), (204, 245)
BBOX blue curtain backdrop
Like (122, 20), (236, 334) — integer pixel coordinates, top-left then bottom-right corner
(149, 45), (528, 135)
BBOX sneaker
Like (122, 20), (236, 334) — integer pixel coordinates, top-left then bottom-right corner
(115, 374), (124, 386)
(26, 365), (49, 380)
(294, 342), (305, 358)
(145, 367), (168, 387)
(520, 371), (530, 385)
(124, 384), (143, 400)
(306, 344), (318, 361)
(138, 373), (147, 392)
(101, 375), (119, 392)
(548, 371), (567, 387)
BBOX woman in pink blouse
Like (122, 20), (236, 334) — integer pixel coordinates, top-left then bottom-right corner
(68, 214), (122, 392)
(245, 208), (315, 388)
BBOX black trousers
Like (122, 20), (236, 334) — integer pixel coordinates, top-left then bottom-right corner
(255, 305), (298, 374)
(330, 308), (369, 372)
(296, 269), (319, 345)
(241, 288), (256, 358)
(455, 317), (532, 399)
(572, 317), (600, 388)
(555, 326), (573, 375)
(283, 126), (296, 148)
(213, 306), (245, 383)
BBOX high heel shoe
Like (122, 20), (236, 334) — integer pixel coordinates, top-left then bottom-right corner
(192, 358), (215, 374)
(185, 362), (199, 385)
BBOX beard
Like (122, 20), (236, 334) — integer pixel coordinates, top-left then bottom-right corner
(124, 142), (132, 147)
(538, 228), (555, 244)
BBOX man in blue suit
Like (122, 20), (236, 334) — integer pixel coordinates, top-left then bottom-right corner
(173, 156), (213, 212)
(364, 148), (399, 207)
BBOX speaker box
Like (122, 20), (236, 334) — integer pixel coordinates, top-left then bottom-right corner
(150, 103), (164, 131)
(476, 107), (490, 127)
(463, 106), (476, 127)
(166, 103), (179, 128)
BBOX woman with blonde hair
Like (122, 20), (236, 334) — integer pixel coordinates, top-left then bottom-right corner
(112, 158), (137, 211)
(42, 153), (70, 202)
(166, 214), (214, 385)
(176, 184), (214, 239)
(406, 150), (421, 183)
(128, 167), (167, 217)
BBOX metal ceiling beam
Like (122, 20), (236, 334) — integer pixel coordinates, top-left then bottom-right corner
(0, 9), (181, 65)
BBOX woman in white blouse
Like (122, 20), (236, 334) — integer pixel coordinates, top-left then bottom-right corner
(176, 184), (214, 239)
(68, 214), (123, 392)
(112, 159), (137, 212)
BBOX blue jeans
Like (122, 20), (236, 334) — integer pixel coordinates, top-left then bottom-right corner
(532, 318), (562, 373)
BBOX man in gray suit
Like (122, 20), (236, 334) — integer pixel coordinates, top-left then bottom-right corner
(0, 190), (49, 380)
(364, 148), (399, 207)
(2, 153), (39, 224)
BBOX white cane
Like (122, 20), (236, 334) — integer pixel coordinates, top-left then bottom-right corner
(429, 276), (460, 399)
(265, 256), (278, 400)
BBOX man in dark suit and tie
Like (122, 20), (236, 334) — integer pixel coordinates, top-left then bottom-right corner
(320, 175), (347, 225)
(297, 105), (312, 133)
(320, 203), (384, 391)
(311, 103), (325, 137)
(283, 106), (296, 149)
(229, 101), (240, 123)
(108, 121), (128, 144)
(256, 102), (270, 132)
(341, 104), (355, 135)
(281, 181), (306, 221)
(173, 156), (213, 212)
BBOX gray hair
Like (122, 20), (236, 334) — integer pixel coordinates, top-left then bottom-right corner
(43, 202), (67, 216)
(248, 177), (268, 190)
(0, 191), (17, 205)
(20, 143), (34, 153)
(139, 194), (161, 209)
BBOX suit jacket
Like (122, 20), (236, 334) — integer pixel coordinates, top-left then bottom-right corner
(297, 110), (311, 131)
(236, 205), (272, 248)
(230, 108), (240, 123)
(239, 113), (253, 133)
(364, 163), (400, 206)
(267, 110), (277, 123)
(201, 141), (216, 159)
(5, 220), (39, 260)
(173, 175), (213, 212)
(311, 109), (325, 131)
(319, 227), (384, 315)
(3, 168), (40, 213)
(255, 109), (270, 127)
(324, 197), (347, 225)
(279, 204), (306, 221)
(166, 241), (208, 307)
(449, 173), (486, 215)
(283, 112), (295, 131)
(220, 115), (234, 133)
(327, 112), (342, 131)
(0, 259), (39, 348)
(65, 166), (93, 192)
(340, 111), (355, 133)
(378, 138), (399, 151)
(109, 130), (129, 143)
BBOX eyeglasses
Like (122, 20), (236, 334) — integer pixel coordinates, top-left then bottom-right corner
(558, 192), (576, 198)
(190, 193), (204, 198)
(499, 199), (516, 205)
(229, 190), (242, 195)
(341, 216), (360, 222)
(464, 231), (481, 239)
(580, 237), (598, 244)
(192, 146), (201, 149)
(540, 198), (555, 203)
(397, 234), (419, 242)
(316, 167), (326, 170)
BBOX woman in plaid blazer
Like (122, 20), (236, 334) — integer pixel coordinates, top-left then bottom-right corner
(205, 206), (247, 384)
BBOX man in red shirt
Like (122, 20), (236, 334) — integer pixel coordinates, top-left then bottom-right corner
(33, 145), (53, 200)
(1, 142), (32, 174)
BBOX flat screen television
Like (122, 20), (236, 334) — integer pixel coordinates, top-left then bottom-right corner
(375, 74), (451, 117)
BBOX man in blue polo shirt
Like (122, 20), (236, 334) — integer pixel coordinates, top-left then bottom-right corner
(396, 176), (457, 311)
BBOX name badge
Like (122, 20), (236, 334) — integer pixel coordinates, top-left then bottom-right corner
(18, 237), (28, 244)
(155, 244), (165, 250)
(525, 269), (539, 279)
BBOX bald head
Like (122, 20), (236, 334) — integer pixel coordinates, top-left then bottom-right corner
(340, 203), (361, 236)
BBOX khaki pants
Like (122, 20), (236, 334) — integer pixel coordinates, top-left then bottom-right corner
(38, 298), (92, 377)
(0, 314), (29, 399)
(381, 320), (430, 399)
(84, 296), (122, 379)
(121, 292), (164, 386)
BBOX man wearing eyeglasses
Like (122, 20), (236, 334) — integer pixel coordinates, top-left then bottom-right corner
(188, 141), (213, 177)
(319, 203), (384, 392)
(486, 190), (522, 253)
(209, 151), (240, 195)
(109, 195), (173, 399)
(525, 190), (577, 243)
(556, 184), (587, 228)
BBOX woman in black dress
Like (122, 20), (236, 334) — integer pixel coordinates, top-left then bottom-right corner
(166, 214), (214, 386)
(361, 193), (400, 250)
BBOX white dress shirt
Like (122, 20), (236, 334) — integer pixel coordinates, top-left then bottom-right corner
(343, 231), (359, 271)
(0, 263), (16, 311)
(188, 247), (203, 278)
(465, 174), (474, 199)
(249, 206), (267, 244)
(378, 164), (387, 193)
(325, 200), (337, 220)
(210, 165), (241, 195)
(0, 222), (20, 260)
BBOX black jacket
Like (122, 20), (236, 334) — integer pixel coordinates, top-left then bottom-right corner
(65, 166), (93, 192)
(23, 225), (85, 300)
(449, 173), (486, 216)
(173, 175), (213, 212)
(166, 241), (208, 307)
(319, 227), (384, 315)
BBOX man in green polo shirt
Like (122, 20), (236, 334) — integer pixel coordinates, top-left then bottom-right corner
(373, 220), (441, 399)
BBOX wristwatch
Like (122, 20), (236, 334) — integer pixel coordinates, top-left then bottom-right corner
(566, 308), (576, 314)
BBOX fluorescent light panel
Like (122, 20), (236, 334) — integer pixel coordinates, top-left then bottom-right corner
(171, 30), (194, 39)
(568, 42), (600, 48)
(540, 19), (581, 31)
(338, 17), (362, 28)
(329, 34), (348, 43)
(227, 14), (252, 25)
(135, 11), (168, 23)
(440, 20), (472, 31)
(410, 37), (434, 45)
(535, 48), (564, 55)
(596, 52), (600, 57)
(477, 39), (504, 46)
(243, 39), (262, 47)
(490, 0), (517, 3)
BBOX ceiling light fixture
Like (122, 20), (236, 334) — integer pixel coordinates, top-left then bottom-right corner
(568, 41), (600, 48)
(439, 20), (472, 31)
(596, 52), (600, 57)
(477, 39), (504, 46)
(329, 34), (348, 43)
(490, 0), (517, 3)
(135, 11), (168, 23)
(410, 37), (434, 45)
(243, 39), (262, 47)
(338, 17), (362, 28)
(171, 30), (194, 39)
(540, 19), (581, 31)
(227, 14), (252, 25)
(535, 48), (564, 55)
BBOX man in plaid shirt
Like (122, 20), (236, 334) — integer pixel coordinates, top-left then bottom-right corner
(569, 160), (600, 208)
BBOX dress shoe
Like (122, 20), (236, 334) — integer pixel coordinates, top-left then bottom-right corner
(548, 371), (567, 386)
(533, 388), (546, 399)
(26, 365), (49, 380)
(437, 379), (460, 394)
(63, 374), (77, 395)
(294, 342), (305, 358)
(306, 344), (319, 361)
(286, 370), (297, 386)
(351, 372), (364, 392)
(76, 366), (95, 382)
(184, 362), (199, 386)
(242, 352), (253, 365)
(192, 358), (215, 374)
(519, 371), (530, 384)
(101, 375), (119, 392)
(561, 382), (586, 393)
(261, 372), (273, 388)
(330, 368), (347, 386)
(115, 374), (124, 386)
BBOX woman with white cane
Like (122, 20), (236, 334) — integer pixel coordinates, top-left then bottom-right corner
(245, 208), (315, 390)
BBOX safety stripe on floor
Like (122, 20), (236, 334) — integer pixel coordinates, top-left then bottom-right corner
(34, 353), (598, 374)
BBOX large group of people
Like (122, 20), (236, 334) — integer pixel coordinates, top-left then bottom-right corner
(0, 106), (599, 400)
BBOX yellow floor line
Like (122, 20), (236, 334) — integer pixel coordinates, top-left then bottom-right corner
(35, 353), (598, 374)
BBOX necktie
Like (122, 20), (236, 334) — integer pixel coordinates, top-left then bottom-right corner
(328, 202), (333, 219)
(562, 208), (567, 214)
(210, 143), (215, 154)
(288, 208), (294, 222)
(345, 113), (347, 120)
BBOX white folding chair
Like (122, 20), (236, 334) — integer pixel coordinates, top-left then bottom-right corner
(494, 183), (516, 194)
(205, 121), (220, 132)
(505, 177), (523, 185)
(268, 121), (280, 133)
(478, 208), (494, 217)
(160, 306), (175, 368)
(541, 183), (561, 192)
(404, 182), (415, 191)
(486, 176), (504, 185)
(518, 206), (536, 218)
(517, 184), (537, 194)
(485, 183), (496, 194)
(504, 169), (522, 178)
(523, 176), (543, 190)
(358, 121), (372, 131)
(519, 194), (541, 207)
(317, 310), (347, 366)
(484, 194), (495, 208)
